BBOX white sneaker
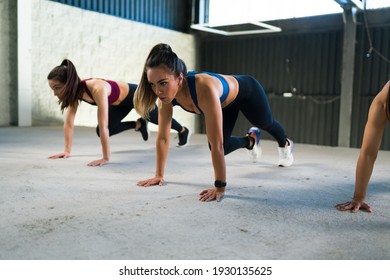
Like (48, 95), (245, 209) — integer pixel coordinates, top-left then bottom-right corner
(246, 127), (261, 162)
(248, 144), (262, 163)
(278, 139), (294, 167)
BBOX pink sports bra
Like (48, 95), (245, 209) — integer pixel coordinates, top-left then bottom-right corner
(81, 78), (120, 105)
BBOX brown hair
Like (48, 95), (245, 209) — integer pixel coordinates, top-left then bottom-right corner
(134, 43), (187, 118)
(47, 59), (83, 112)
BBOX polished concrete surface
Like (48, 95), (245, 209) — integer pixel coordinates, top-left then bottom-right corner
(0, 126), (389, 260)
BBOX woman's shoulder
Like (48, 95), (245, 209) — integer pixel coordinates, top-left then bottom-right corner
(82, 78), (112, 95)
(378, 80), (390, 96)
(83, 78), (105, 83)
(85, 78), (116, 87)
(372, 81), (390, 113)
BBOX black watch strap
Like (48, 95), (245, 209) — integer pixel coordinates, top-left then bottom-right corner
(214, 180), (227, 188)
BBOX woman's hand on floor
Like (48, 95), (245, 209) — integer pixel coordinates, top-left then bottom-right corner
(137, 176), (165, 187)
(87, 158), (109, 167)
(335, 200), (372, 213)
(48, 152), (70, 159)
(199, 187), (225, 202)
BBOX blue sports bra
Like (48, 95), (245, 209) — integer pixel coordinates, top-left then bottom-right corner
(172, 71), (229, 114)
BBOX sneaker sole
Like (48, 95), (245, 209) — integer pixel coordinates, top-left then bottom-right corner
(278, 141), (294, 167)
(247, 145), (262, 162)
(278, 157), (293, 167)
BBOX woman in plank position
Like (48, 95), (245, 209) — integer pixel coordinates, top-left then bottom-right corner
(134, 43), (293, 202)
(47, 59), (191, 166)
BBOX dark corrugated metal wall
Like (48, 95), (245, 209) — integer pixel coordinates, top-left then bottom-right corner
(199, 31), (344, 147)
(352, 25), (390, 150)
(198, 17), (390, 150)
(50, 0), (191, 32)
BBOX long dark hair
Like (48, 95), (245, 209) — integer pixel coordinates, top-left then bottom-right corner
(134, 43), (187, 118)
(47, 59), (83, 112)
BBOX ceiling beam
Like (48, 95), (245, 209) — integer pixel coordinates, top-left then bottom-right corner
(333, 0), (364, 10)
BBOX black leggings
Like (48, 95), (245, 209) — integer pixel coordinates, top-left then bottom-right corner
(96, 84), (183, 136)
(222, 75), (287, 155)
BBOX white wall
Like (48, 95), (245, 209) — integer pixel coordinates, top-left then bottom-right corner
(29, 0), (196, 131)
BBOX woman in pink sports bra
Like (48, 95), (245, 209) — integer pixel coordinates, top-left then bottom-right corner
(47, 59), (191, 167)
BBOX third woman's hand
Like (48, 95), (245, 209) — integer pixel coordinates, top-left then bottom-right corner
(335, 200), (372, 213)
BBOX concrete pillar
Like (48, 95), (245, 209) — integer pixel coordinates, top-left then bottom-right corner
(0, 0), (17, 126)
(17, 0), (32, 126)
(338, 8), (357, 147)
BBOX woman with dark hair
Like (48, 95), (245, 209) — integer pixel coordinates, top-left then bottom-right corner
(134, 43), (294, 202)
(336, 80), (390, 212)
(47, 59), (191, 167)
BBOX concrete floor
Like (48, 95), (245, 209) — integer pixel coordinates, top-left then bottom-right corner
(0, 126), (389, 260)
